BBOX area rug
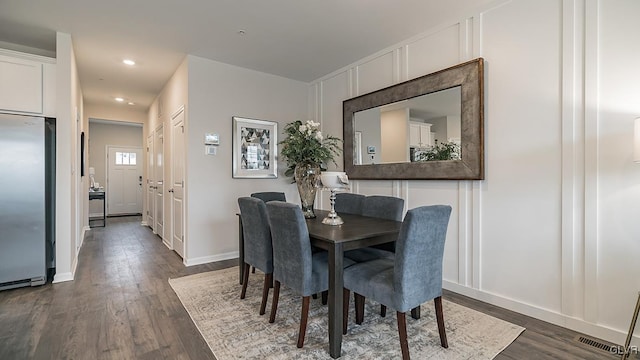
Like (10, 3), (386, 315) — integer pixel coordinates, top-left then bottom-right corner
(169, 267), (524, 359)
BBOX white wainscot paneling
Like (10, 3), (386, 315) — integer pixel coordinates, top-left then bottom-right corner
(321, 71), (350, 172)
(356, 51), (395, 95)
(478, 0), (563, 313)
(595, 0), (640, 335)
(407, 23), (461, 80)
(407, 181), (461, 283)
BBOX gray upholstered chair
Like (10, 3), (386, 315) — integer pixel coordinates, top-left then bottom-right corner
(251, 191), (286, 203)
(334, 192), (365, 215)
(344, 195), (404, 263)
(342, 205), (452, 360)
(266, 201), (354, 348)
(237, 197), (273, 315)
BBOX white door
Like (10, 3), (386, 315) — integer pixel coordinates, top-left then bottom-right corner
(154, 125), (164, 239)
(170, 108), (185, 258)
(107, 146), (143, 215)
(146, 134), (155, 228)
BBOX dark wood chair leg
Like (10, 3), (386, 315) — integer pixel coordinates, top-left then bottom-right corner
(312, 293), (318, 299)
(321, 290), (328, 305)
(240, 263), (250, 299)
(252, 266), (256, 273)
(434, 296), (448, 348)
(411, 305), (421, 319)
(269, 280), (281, 323)
(259, 273), (272, 315)
(355, 293), (365, 325)
(343, 289), (350, 334)
(380, 304), (387, 317)
(297, 296), (311, 348)
(397, 311), (410, 360)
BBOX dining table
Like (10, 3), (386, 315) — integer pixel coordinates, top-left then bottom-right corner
(237, 209), (402, 358)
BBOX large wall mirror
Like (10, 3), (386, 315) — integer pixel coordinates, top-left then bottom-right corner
(343, 58), (484, 180)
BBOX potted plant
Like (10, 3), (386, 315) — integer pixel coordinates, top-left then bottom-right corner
(279, 120), (341, 218)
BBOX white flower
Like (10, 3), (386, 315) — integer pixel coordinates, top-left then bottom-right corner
(315, 131), (323, 141)
(299, 125), (307, 133)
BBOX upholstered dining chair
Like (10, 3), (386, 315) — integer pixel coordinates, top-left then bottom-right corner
(266, 201), (354, 348)
(237, 197), (274, 315)
(344, 195), (404, 263)
(334, 192), (365, 215)
(342, 205), (452, 360)
(250, 191), (286, 203)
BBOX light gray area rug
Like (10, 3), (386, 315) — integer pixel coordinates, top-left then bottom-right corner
(169, 267), (524, 359)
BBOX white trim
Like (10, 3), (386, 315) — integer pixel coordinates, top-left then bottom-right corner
(0, 47), (55, 63)
(183, 251), (239, 267)
(52, 272), (74, 283)
(444, 281), (636, 345)
(140, 220), (148, 226)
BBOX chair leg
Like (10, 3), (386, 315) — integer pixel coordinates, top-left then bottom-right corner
(240, 263), (250, 299)
(297, 296), (311, 348)
(259, 273), (272, 315)
(312, 293), (318, 299)
(380, 304), (387, 317)
(354, 293), (365, 325)
(252, 266), (256, 273)
(343, 289), (350, 334)
(322, 290), (328, 305)
(411, 305), (421, 319)
(269, 280), (281, 323)
(397, 311), (410, 360)
(434, 296), (448, 348)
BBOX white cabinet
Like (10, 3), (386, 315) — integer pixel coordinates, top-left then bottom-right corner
(0, 50), (55, 116)
(409, 121), (433, 147)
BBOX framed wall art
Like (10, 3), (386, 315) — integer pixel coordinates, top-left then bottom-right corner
(232, 116), (278, 178)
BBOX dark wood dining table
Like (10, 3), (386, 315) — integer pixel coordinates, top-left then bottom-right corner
(237, 209), (402, 358)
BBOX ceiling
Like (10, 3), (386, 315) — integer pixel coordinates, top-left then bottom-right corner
(0, 0), (493, 111)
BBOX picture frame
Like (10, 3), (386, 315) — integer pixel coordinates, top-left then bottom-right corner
(232, 116), (278, 178)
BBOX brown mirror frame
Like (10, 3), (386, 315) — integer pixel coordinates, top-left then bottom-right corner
(343, 58), (484, 180)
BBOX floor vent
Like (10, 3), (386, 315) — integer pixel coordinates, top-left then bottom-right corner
(577, 336), (612, 352)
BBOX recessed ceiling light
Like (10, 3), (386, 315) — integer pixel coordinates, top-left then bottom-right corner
(123, 59), (135, 66)
(115, 97), (124, 102)
(128, 102), (135, 106)
(237, 30), (246, 36)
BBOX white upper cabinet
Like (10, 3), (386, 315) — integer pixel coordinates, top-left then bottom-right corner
(409, 121), (432, 148)
(0, 50), (56, 116)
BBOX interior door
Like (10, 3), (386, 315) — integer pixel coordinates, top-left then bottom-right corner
(146, 134), (155, 229)
(154, 125), (164, 239)
(107, 146), (143, 215)
(170, 108), (185, 258)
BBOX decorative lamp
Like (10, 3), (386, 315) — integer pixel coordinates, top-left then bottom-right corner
(89, 167), (96, 190)
(319, 171), (349, 226)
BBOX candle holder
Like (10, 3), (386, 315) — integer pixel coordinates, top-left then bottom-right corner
(320, 186), (349, 225)
(319, 171), (350, 226)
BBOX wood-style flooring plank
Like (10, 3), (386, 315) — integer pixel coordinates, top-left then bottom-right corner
(0, 216), (632, 359)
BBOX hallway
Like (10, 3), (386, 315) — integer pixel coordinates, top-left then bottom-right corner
(0, 216), (234, 359)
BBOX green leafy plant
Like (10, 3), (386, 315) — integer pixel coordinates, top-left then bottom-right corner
(416, 141), (461, 161)
(279, 120), (342, 178)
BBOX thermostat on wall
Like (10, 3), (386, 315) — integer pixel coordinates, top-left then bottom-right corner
(205, 133), (220, 145)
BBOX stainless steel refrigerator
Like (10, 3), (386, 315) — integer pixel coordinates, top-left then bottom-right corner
(0, 113), (55, 291)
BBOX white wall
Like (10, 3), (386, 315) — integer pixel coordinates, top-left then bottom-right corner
(149, 55), (308, 265)
(309, 0), (640, 347)
(53, 32), (83, 283)
(185, 55), (308, 265)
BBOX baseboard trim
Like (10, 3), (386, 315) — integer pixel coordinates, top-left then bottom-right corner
(443, 281), (636, 346)
(53, 272), (73, 283)
(140, 221), (148, 226)
(184, 251), (239, 267)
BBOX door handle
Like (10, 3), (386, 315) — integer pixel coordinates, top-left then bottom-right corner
(168, 188), (174, 193)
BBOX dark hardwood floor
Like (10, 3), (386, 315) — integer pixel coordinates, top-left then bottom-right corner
(0, 216), (629, 359)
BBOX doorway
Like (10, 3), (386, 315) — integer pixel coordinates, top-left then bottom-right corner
(106, 146), (143, 215)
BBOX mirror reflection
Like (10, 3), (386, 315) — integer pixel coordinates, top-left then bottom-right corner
(353, 87), (461, 165)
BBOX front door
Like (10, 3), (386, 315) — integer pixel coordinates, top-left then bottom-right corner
(107, 146), (143, 215)
(170, 108), (185, 258)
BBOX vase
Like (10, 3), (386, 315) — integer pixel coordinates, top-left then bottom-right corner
(294, 163), (321, 219)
